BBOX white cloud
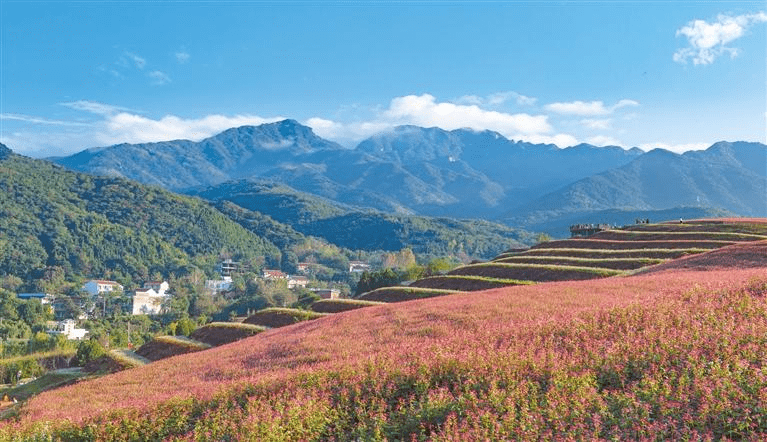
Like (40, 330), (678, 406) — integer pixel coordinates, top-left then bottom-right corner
(491, 91), (537, 106)
(11, 93), (657, 157)
(520, 133), (580, 147)
(175, 51), (190, 64)
(383, 94), (551, 135)
(0, 113), (91, 127)
(123, 52), (146, 69)
(638, 142), (709, 153)
(1, 106), (285, 156)
(545, 99), (639, 116)
(306, 94), (579, 147)
(457, 91), (537, 107)
(674, 12), (767, 65)
(97, 112), (282, 145)
(304, 117), (392, 143)
(61, 100), (135, 115)
(586, 135), (622, 147)
(580, 118), (612, 130)
(148, 70), (171, 86)
(0, 130), (101, 157)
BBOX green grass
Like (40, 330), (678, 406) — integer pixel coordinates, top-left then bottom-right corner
(250, 308), (328, 320)
(153, 336), (212, 351)
(108, 349), (150, 368)
(202, 322), (268, 332)
(189, 322), (268, 347)
(408, 275), (536, 292)
(0, 369), (86, 402)
(0, 349), (76, 366)
(243, 308), (331, 328)
(358, 287), (466, 303)
(311, 299), (386, 313)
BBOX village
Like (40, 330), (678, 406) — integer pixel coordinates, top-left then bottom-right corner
(10, 258), (374, 342)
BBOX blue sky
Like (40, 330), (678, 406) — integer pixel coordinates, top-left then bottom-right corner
(1, 1), (765, 157)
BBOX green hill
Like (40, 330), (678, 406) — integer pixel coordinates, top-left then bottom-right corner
(192, 179), (536, 258)
(0, 146), (279, 286)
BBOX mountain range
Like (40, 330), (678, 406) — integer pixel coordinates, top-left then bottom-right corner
(52, 120), (767, 235)
(0, 143), (534, 287)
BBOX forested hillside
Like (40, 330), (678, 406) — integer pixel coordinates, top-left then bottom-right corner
(0, 144), (279, 288)
(0, 144), (535, 292)
(192, 180), (536, 258)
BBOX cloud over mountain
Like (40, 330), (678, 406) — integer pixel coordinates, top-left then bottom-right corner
(306, 94), (572, 146)
(544, 99), (639, 116)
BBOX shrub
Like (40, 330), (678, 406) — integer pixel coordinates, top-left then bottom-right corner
(74, 339), (106, 366)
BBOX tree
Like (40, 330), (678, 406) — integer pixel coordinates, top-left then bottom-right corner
(0, 288), (19, 321)
(176, 317), (196, 336)
(75, 339), (106, 366)
(355, 268), (404, 295)
(17, 299), (52, 326)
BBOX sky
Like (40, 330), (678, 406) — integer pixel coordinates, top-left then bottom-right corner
(1, 1), (765, 157)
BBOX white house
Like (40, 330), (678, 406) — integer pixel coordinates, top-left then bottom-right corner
(51, 319), (88, 340)
(349, 261), (371, 273)
(205, 276), (233, 294)
(143, 281), (169, 295)
(81, 280), (123, 296)
(131, 288), (165, 315)
(287, 275), (309, 289)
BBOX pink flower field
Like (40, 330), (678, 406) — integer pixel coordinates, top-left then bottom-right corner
(3, 243), (767, 440)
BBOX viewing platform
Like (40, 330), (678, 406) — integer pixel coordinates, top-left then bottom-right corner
(569, 223), (612, 238)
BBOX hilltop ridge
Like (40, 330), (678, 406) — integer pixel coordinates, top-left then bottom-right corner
(52, 121), (767, 232)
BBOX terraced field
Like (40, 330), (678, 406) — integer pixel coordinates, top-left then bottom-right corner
(90, 220), (767, 369)
(493, 255), (664, 270)
(309, 299), (385, 313)
(410, 220), (767, 291)
(407, 275), (532, 291)
(135, 335), (211, 362)
(357, 286), (468, 303)
(190, 322), (267, 346)
(242, 307), (329, 328)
